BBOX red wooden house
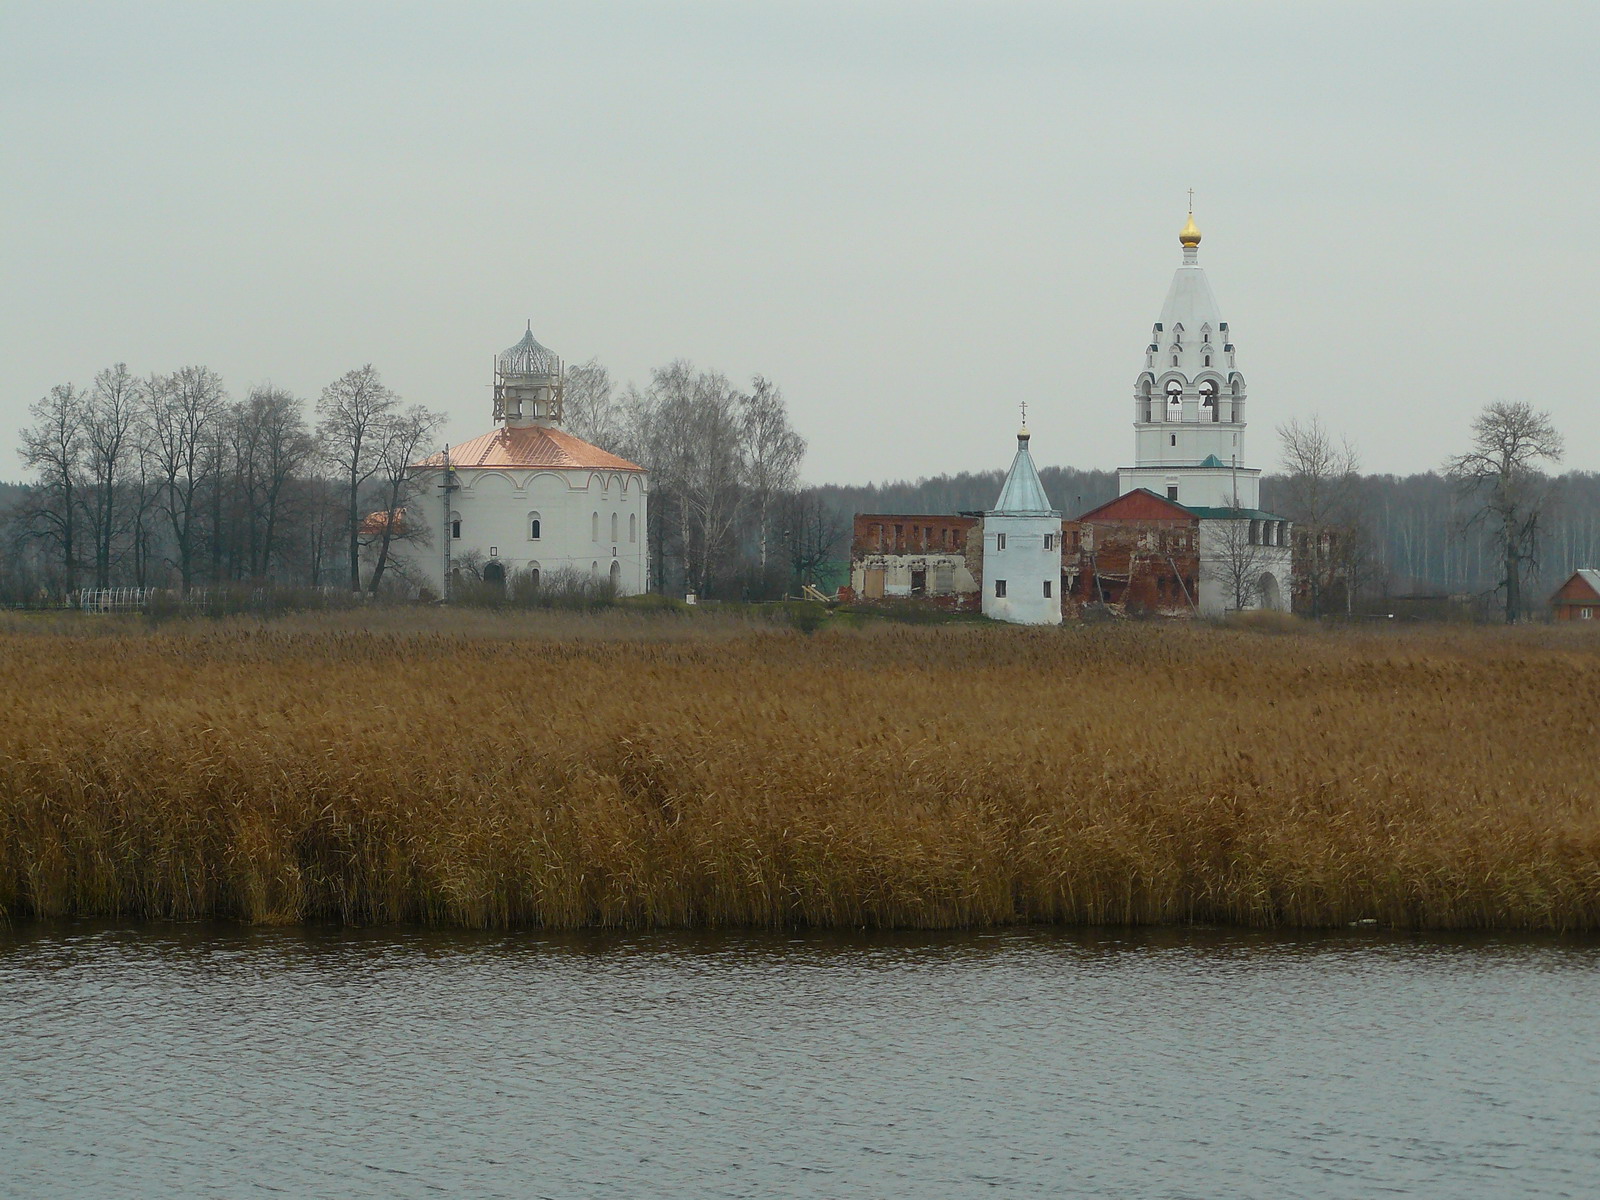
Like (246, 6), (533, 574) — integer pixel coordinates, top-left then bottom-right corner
(1550, 569), (1600, 622)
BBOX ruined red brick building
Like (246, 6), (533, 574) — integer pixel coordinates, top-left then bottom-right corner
(1062, 490), (1200, 615)
(847, 514), (980, 605)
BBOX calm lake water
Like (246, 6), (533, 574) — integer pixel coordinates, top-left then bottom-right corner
(2, 922), (1597, 1199)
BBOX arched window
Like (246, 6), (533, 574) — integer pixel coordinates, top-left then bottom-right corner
(529, 563), (541, 588)
(591, 512), (600, 541)
(610, 512), (618, 542)
(450, 512), (461, 540)
(609, 560), (621, 590)
(629, 513), (637, 542)
(528, 511), (542, 540)
(591, 560), (600, 579)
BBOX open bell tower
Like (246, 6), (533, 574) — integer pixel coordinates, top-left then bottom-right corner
(493, 321), (565, 428)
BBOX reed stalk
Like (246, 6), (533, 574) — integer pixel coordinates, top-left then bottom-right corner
(1, 612), (1596, 930)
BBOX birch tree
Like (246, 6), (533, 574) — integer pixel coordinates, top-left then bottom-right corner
(563, 359), (623, 449)
(740, 377), (806, 577)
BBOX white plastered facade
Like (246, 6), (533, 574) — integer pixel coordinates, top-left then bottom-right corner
(423, 466), (648, 596)
(982, 432), (1063, 626)
(1117, 225), (1260, 510)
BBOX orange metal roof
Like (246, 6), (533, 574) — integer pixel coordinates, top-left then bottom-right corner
(413, 425), (644, 473)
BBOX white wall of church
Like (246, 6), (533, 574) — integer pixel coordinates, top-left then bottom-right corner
(980, 515), (1062, 626)
(1195, 518), (1293, 616)
(1117, 465), (1261, 510)
(402, 466), (648, 596)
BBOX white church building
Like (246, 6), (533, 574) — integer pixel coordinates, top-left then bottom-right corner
(405, 325), (649, 598)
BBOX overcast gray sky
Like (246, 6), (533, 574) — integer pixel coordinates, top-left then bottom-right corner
(3, 1), (1596, 485)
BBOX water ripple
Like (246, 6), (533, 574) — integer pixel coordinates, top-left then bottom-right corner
(2, 925), (1597, 1199)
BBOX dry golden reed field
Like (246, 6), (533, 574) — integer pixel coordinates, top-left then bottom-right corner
(2, 608), (1597, 931)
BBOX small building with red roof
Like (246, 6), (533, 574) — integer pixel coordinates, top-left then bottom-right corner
(1550, 570), (1600, 622)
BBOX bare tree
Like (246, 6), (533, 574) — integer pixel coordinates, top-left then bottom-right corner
(230, 386), (315, 579)
(144, 366), (228, 592)
(740, 377), (806, 579)
(1277, 416), (1363, 616)
(82, 364), (140, 588)
(563, 359), (622, 448)
(17, 382), (87, 591)
(779, 488), (849, 594)
(1203, 512), (1268, 612)
(364, 404), (445, 593)
(1444, 401), (1564, 623)
(317, 365), (399, 592)
(622, 361), (748, 596)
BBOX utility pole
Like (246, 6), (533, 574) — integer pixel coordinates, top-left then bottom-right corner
(440, 444), (458, 602)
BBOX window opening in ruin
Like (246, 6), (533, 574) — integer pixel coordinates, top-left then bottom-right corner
(911, 569), (927, 595)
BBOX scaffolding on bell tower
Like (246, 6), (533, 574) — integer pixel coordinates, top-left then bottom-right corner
(493, 321), (565, 427)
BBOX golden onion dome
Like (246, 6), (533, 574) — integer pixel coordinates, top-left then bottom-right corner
(1179, 211), (1202, 248)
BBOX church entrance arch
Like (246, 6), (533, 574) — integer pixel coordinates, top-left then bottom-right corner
(609, 560), (621, 591)
(483, 560), (506, 594)
(1258, 571), (1281, 611)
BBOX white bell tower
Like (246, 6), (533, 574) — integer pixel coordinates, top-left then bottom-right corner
(1117, 206), (1259, 510)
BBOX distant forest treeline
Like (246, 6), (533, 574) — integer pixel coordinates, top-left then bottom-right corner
(817, 468), (1600, 598)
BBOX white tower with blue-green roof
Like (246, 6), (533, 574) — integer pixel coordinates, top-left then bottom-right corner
(982, 416), (1062, 625)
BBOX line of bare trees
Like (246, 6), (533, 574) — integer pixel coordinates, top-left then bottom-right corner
(565, 358), (845, 599)
(9, 363), (442, 598)
(9, 355), (845, 604)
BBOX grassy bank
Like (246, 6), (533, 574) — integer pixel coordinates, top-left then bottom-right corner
(2, 612), (1598, 930)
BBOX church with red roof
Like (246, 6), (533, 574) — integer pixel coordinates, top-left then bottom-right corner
(402, 325), (649, 598)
